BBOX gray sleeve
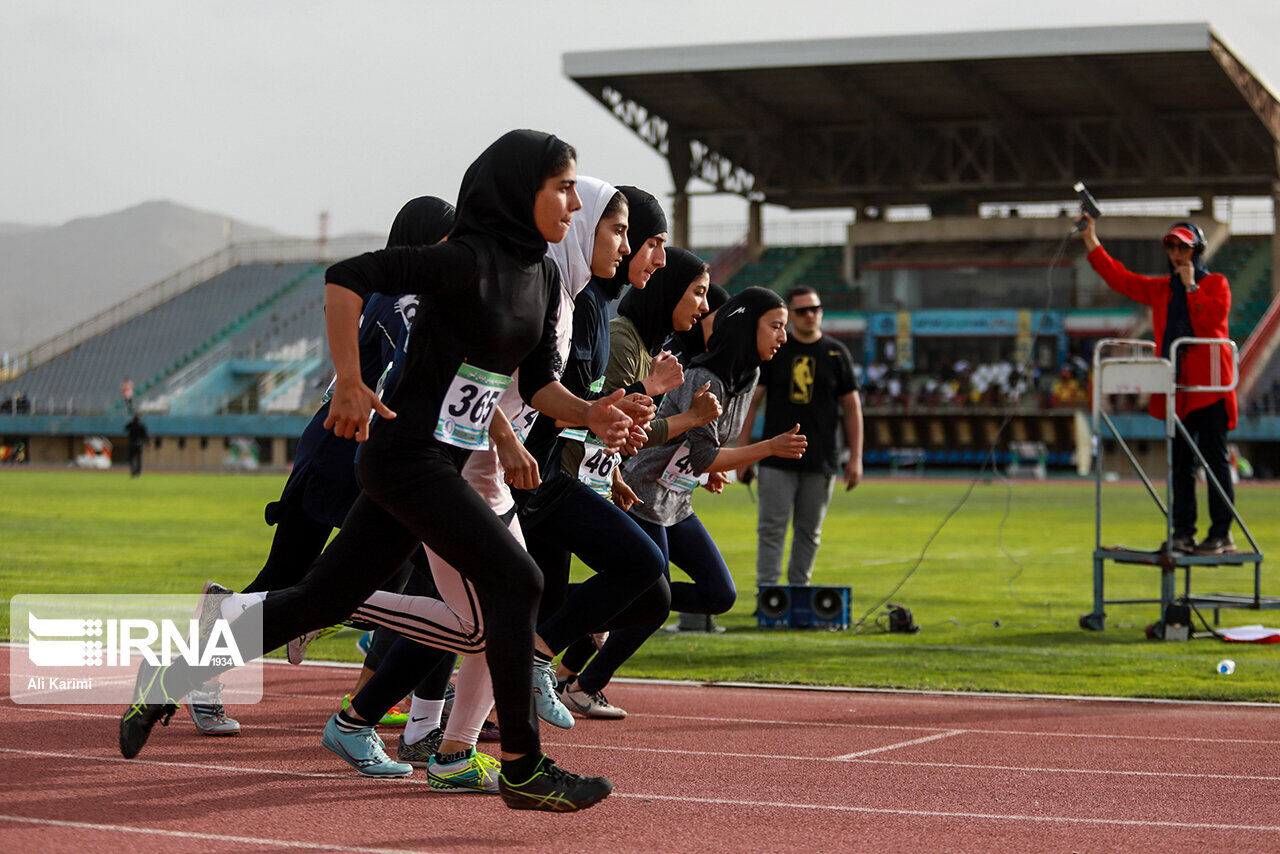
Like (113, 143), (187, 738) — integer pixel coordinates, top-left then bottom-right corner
(680, 368), (732, 476)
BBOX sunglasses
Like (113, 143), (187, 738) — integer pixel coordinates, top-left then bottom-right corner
(792, 305), (823, 316)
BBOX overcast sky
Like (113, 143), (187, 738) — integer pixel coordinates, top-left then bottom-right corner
(4, 0), (1280, 238)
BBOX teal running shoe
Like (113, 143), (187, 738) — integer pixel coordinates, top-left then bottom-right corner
(320, 714), (413, 778)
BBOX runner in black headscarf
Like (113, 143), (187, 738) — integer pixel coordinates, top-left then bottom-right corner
(182, 196), (456, 739)
(119, 130), (639, 813)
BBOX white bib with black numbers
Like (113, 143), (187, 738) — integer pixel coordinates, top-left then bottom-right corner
(657, 440), (708, 492)
(433, 363), (512, 450)
(577, 433), (621, 497)
(508, 400), (541, 444)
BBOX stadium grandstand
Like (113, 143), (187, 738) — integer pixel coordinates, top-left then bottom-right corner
(566, 21), (1280, 475)
(0, 238), (379, 468)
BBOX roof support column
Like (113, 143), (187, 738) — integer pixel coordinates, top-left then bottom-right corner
(670, 190), (690, 249)
(747, 199), (764, 262)
(667, 130), (692, 249)
(1273, 181), (1280, 297)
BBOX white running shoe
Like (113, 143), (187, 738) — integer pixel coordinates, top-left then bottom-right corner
(532, 662), (574, 729)
(559, 680), (627, 720)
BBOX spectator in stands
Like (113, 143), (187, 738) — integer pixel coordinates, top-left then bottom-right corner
(740, 285), (862, 588)
(1080, 214), (1237, 554)
(124, 413), (148, 477)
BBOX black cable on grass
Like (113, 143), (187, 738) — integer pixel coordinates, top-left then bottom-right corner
(852, 227), (1075, 632)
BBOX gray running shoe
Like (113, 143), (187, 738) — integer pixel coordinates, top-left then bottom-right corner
(396, 727), (444, 769)
(560, 681), (627, 719)
(195, 581), (231, 647)
(185, 681), (241, 735)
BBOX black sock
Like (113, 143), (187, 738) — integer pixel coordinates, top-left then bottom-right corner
(533, 649), (553, 665)
(335, 708), (366, 733)
(436, 747), (472, 765)
(502, 752), (543, 783)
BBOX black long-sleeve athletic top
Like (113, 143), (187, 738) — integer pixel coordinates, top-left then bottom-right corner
(326, 233), (562, 467)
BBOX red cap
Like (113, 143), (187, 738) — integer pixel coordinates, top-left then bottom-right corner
(1162, 226), (1197, 247)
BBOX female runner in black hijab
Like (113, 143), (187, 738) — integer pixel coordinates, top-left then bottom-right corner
(119, 130), (640, 813)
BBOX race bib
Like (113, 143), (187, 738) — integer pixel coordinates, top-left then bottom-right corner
(509, 401), (541, 444)
(657, 441), (708, 492)
(560, 375), (605, 443)
(433, 363), (512, 450)
(577, 433), (621, 497)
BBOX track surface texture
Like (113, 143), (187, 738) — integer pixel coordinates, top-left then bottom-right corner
(2, 648), (1278, 852)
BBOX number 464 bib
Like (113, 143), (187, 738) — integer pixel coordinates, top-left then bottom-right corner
(658, 441), (709, 492)
(434, 363), (512, 450)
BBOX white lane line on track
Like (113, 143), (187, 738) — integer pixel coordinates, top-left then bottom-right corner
(540, 741), (1280, 782)
(832, 730), (963, 759)
(624, 713), (1280, 745)
(0, 814), (441, 854)
(6, 703), (1280, 748)
(610, 793), (1280, 833)
(3, 747), (1277, 832)
(7, 736), (1280, 790)
(0, 746), (432, 784)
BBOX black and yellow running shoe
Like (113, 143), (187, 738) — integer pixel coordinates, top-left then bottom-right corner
(118, 662), (178, 759)
(498, 755), (612, 812)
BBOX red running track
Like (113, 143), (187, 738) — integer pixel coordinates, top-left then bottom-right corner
(1, 647), (1279, 853)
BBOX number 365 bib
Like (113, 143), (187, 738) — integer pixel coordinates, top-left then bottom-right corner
(434, 363), (512, 450)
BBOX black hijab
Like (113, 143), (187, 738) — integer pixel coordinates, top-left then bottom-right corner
(617, 246), (706, 355)
(691, 286), (786, 396)
(386, 196), (456, 249)
(600, 186), (668, 299)
(451, 129), (569, 266)
(667, 282), (729, 362)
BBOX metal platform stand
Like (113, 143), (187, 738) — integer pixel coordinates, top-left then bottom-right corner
(1080, 338), (1273, 634)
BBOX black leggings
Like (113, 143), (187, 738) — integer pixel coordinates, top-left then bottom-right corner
(241, 500), (333, 594)
(162, 443), (545, 756)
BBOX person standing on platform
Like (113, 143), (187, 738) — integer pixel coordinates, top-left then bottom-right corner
(1079, 214), (1237, 554)
(740, 286), (862, 588)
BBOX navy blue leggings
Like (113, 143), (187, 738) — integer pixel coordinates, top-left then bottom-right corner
(576, 512), (734, 695)
(527, 478), (668, 655)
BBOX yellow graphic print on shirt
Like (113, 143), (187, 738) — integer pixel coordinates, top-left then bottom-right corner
(790, 355), (815, 404)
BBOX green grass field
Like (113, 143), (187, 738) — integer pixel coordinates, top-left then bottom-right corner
(2, 469), (1278, 701)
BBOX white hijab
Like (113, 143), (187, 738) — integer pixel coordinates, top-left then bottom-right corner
(546, 175), (620, 301)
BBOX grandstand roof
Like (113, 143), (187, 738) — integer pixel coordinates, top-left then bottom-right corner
(565, 23), (1280, 209)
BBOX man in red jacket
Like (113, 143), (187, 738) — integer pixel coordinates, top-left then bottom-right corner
(1080, 213), (1237, 554)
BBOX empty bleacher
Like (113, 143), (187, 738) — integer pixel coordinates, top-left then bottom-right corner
(0, 262), (325, 413)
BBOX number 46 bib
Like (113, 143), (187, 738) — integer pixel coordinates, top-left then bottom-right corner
(434, 363), (512, 450)
(578, 433), (621, 497)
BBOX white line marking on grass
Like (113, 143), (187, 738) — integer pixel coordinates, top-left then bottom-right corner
(0, 814), (442, 854)
(833, 730), (963, 759)
(611, 793), (1280, 832)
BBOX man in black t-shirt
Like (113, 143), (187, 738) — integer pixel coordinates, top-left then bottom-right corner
(738, 286), (862, 586)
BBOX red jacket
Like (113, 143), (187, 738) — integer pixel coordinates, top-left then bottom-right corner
(1088, 245), (1237, 429)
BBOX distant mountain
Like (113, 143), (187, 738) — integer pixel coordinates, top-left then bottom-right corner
(0, 201), (287, 356)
